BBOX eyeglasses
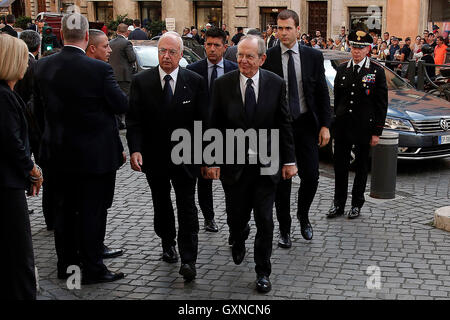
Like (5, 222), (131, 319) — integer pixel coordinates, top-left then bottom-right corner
(158, 48), (179, 57)
(237, 53), (258, 61)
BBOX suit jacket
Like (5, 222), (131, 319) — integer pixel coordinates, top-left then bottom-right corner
(128, 28), (148, 40)
(334, 58), (388, 143)
(223, 46), (238, 63)
(263, 42), (331, 131)
(267, 35), (276, 49)
(109, 35), (136, 82)
(14, 54), (41, 158)
(0, 24), (18, 37)
(33, 46), (128, 174)
(126, 67), (208, 178)
(209, 69), (295, 186)
(0, 81), (34, 189)
(186, 58), (238, 104)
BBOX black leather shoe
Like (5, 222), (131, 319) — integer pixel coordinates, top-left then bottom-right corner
(347, 207), (361, 219)
(162, 246), (178, 263)
(179, 263), (196, 282)
(82, 270), (125, 285)
(278, 232), (292, 249)
(326, 205), (344, 218)
(300, 220), (313, 240)
(102, 245), (123, 259)
(256, 275), (272, 293)
(232, 242), (246, 265)
(204, 219), (219, 232)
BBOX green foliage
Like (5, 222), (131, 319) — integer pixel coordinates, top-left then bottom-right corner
(107, 14), (133, 31)
(145, 20), (166, 38)
(14, 16), (32, 30)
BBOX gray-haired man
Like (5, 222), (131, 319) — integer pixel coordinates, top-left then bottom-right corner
(34, 13), (128, 284)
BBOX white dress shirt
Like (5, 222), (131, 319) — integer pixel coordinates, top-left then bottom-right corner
(239, 70), (259, 104)
(158, 66), (179, 93)
(280, 41), (308, 114)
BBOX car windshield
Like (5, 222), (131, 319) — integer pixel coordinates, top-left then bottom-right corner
(134, 46), (190, 68)
(326, 59), (413, 91)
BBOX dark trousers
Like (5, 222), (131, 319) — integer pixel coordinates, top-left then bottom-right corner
(53, 171), (116, 278)
(0, 188), (36, 300)
(222, 166), (276, 277)
(333, 137), (371, 208)
(42, 167), (56, 229)
(145, 173), (199, 264)
(99, 172), (117, 247)
(197, 176), (214, 221)
(275, 112), (319, 233)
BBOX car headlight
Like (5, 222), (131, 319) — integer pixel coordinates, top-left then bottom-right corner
(384, 117), (415, 132)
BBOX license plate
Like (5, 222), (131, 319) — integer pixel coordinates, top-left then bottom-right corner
(438, 135), (450, 145)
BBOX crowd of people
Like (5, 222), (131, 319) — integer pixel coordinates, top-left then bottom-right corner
(0, 8), (445, 300)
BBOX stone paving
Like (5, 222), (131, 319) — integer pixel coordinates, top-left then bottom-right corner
(27, 133), (450, 300)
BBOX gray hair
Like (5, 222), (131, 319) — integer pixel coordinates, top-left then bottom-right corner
(158, 31), (184, 53)
(88, 29), (106, 47)
(62, 13), (89, 42)
(238, 35), (266, 57)
(19, 30), (40, 52)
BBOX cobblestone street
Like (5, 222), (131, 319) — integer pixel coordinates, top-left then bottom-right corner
(28, 134), (450, 300)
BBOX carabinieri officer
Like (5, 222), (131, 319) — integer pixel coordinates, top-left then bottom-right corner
(327, 29), (388, 220)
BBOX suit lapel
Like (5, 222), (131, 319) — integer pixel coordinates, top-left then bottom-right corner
(171, 68), (186, 108)
(254, 69), (267, 127)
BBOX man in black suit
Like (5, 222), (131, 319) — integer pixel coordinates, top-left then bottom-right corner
(128, 19), (148, 40)
(187, 27), (238, 233)
(0, 14), (18, 37)
(205, 35), (297, 293)
(327, 30), (388, 220)
(126, 31), (207, 282)
(263, 10), (331, 248)
(86, 28), (125, 259)
(33, 13), (128, 284)
(266, 25), (277, 49)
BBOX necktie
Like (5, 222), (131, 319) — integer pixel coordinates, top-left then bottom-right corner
(287, 50), (301, 119)
(210, 64), (218, 93)
(163, 74), (173, 105)
(353, 64), (360, 76)
(245, 78), (257, 123)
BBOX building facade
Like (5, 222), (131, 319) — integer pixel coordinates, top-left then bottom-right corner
(3, 0), (449, 40)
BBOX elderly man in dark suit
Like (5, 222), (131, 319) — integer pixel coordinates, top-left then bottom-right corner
(263, 9), (331, 247)
(187, 27), (238, 233)
(328, 30), (388, 219)
(33, 13), (128, 284)
(205, 35), (297, 293)
(126, 31), (207, 282)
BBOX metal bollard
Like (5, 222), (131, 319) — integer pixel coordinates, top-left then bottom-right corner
(370, 131), (399, 199)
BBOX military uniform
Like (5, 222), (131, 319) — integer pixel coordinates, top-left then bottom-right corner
(330, 30), (388, 219)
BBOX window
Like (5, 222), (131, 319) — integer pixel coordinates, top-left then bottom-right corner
(349, 6), (382, 36)
(140, 1), (162, 26)
(95, 1), (113, 23)
(194, 1), (222, 29)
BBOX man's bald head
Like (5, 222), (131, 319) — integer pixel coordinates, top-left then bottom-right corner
(117, 23), (128, 34)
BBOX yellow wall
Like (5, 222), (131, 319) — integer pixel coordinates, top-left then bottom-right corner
(386, 0), (421, 39)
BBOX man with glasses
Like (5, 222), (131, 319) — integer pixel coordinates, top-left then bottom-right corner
(126, 31), (207, 282)
(187, 27), (237, 234)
